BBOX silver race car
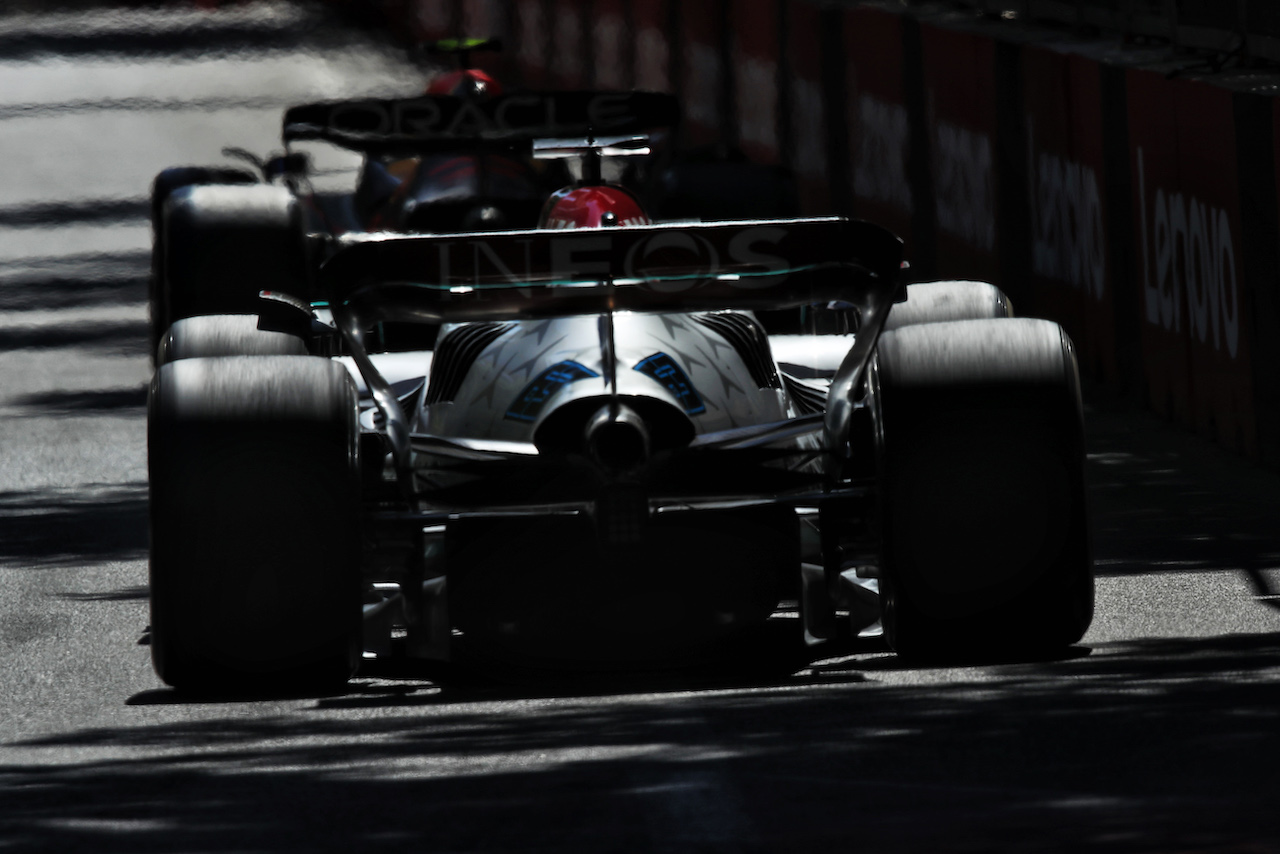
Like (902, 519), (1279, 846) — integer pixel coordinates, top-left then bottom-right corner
(147, 133), (1092, 692)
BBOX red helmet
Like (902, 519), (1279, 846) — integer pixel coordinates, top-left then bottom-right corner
(426, 68), (502, 98)
(539, 186), (651, 230)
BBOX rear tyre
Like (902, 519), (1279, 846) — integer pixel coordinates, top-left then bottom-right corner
(148, 356), (361, 693)
(150, 168), (257, 351)
(156, 315), (308, 365)
(883, 280), (1013, 330)
(874, 318), (1093, 660)
(152, 183), (309, 354)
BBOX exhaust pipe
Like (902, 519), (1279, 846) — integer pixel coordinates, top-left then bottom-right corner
(584, 402), (650, 475)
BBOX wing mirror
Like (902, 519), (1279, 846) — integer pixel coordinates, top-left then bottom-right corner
(222, 146), (310, 182)
(264, 152), (310, 181)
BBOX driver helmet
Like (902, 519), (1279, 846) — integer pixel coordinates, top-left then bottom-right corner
(539, 186), (650, 230)
(426, 68), (502, 99)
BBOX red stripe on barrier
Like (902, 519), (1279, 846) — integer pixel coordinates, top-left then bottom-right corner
(919, 24), (999, 284)
(844, 6), (912, 251)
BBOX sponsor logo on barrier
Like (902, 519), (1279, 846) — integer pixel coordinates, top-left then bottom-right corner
(1137, 147), (1239, 358)
(1028, 123), (1105, 299)
(851, 94), (912, 215)
(933, 119), (995, 251)
(791, 79), (826, 178)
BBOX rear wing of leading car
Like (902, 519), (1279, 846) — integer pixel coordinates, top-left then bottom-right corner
(282, 90), (680, 155)
(317, 217), (903, 476)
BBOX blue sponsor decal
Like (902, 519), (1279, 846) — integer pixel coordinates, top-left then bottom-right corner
(505, 360), (600, 422)
(634, 352), (705, 415)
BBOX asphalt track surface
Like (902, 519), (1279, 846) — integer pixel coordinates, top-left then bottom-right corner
(2, 4), (1280, 852)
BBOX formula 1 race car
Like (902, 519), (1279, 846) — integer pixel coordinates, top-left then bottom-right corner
(146, 129), (1093, 690)
(146, 73), (679, 355)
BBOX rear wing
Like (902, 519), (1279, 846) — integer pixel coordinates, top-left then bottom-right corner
(283, 90), (680, 155)
(319, 218), (903, 476)
(320, 218), (902, 318)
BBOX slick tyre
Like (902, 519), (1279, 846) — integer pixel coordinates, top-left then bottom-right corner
(156, 315), (308, 365)
(883, 280), (1013, 330)
(152, 183), (309, 354)
(148, 356), (361, 693)
(149, 166), (257, 238)
(149, 167), (257, 351)
(874, 318), (1093, 660)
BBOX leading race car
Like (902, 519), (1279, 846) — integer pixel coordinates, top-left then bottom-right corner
(146, 130), (1093, 690)
(148, 79), (789, 358)
(147, 87), (679, 355)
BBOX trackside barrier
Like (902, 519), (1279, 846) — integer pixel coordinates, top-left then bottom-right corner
(549, 0), (587, 89)
(677, 2), (724, 148)
(918, 22), (1001, 288)
(787, 0), (832, 212)
(405, 0), (453, 45)
(323, 0), (1280, 464)
(631, 0), (670, 92)
(1021, 44), (1118, 387)
(1128, 70), (1257, 455)
(731, 0), (781, 166)
(591, 0), (632, 91)
(514, 0), (549, 89)
(843, 7), (914, 255)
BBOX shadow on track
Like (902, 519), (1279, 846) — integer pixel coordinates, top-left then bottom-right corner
(0, 320), (148, 354)
(3, 633), (1278, 853)
(0, 3), (378, 63)
(0, 484), (147, 567)
(125, 621), (886, 709)
(8, 387), (147, 415)
(0, 250), (148, 310)
(0, 198), (148, 229)
(1086, 402), (1280, 596)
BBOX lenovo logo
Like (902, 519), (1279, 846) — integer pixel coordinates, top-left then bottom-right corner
(1136, 147), (1239, 359)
